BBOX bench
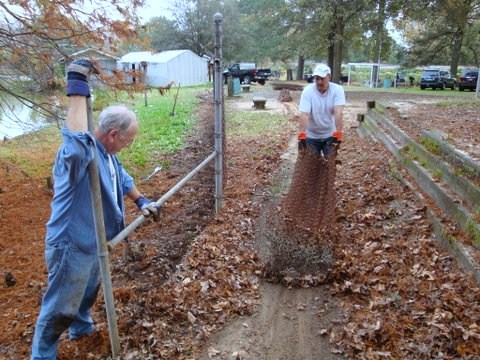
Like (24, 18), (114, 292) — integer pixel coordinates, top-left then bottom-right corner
(252, 97), (267, 109)
(241, 84), (251, 93)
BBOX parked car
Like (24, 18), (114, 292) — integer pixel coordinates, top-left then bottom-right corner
(458, 68), (479, 91)
(419, 69), (456, 90)
(304, 74), (348, 84)
(223, 62), (271, 85)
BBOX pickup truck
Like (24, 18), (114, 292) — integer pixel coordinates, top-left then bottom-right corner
(223, 62), (272, 85)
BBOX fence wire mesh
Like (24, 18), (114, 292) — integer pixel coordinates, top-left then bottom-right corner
(264, 145), (338, 285)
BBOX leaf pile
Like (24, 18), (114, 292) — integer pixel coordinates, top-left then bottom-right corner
(330, 133), (480, 358)
(61, 91), (480, 359)
(5, 90), (478, 359)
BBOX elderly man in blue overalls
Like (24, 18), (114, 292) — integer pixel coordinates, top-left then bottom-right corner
(30, 60), (160, 359)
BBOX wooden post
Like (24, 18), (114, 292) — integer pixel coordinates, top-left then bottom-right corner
(141, 61), (148, 107)
(227, 76), (233, 97)
(286, 69), (293, 81)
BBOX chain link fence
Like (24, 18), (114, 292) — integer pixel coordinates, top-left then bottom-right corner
(264, 146), (338, 285)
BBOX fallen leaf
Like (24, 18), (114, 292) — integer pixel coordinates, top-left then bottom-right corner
(187, 311), (196, 324)
(207, 347), (221, 358)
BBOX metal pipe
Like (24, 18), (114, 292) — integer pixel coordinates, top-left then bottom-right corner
(108, 150), (217, 249)
(213, 12), (224, 213)
(86, 97), (120, 357)
(476, 68), (480, 99)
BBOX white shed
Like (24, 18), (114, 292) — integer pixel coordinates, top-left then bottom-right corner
(118, 50), (209, 87)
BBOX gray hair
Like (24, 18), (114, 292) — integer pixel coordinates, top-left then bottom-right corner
(98, 105), (137, 134)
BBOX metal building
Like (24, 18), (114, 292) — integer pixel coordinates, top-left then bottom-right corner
(118, 50), (209, 87)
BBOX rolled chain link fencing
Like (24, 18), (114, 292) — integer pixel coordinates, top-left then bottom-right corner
(264, 145), (338, 285)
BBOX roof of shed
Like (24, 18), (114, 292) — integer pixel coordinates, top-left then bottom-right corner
(119, 50), (191, 63)
(70, 48), (119, 60)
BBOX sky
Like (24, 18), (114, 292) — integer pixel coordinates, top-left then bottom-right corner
(136, 0), (174, 22)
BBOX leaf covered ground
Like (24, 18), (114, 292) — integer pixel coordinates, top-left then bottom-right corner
(0, 87), (479, 359)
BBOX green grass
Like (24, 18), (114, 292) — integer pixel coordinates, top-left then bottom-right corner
(0, 126), (61, 177)
(445, 232), (457, 245)
(226, 111), (287, 137)
(113, 86), (208, 172)
(224, 97), (291, 162)
(432, 167), (443, 181)
(399, 144), (419, 163)
(435, 99), (480, 107)
(0, 85), (211, 178)
(419, 137), (441, 156)
(388, 159), (410, 185)
(344, 84), (479, 99)
(466, 218), (480, 247)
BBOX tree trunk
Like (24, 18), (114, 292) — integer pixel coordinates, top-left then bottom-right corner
(451, 30), (464, 76)
(327, 30), (335, 72)
(332, 16), (344, 83)
(372, 0), (386, 88)
(286, 69), (293, 81)
(296, 55), (305, 80)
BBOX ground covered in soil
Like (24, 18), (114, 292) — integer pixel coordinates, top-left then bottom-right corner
(1, 86), (479, 359)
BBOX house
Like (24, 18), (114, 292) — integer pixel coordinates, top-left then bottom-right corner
(118, 50), (209, 87)
(68, 48), (119, 77)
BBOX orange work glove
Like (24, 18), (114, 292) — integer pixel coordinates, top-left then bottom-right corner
(298, 132), (307, 150)
(332, 130), (343, 144)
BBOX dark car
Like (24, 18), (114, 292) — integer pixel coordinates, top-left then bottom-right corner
(304, 74), (348, 84)
(420, 69), (456, 90)
(458, 68), (479, 91)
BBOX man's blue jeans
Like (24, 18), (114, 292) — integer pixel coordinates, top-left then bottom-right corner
(306, 137), (334, 157)
(31, 242), (101, 360)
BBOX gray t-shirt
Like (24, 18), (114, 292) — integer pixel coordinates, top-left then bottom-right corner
(299, 82), (346, 139)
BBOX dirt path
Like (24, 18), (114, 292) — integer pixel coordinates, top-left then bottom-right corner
(198, 91), (366, 360)
(199, 88), (480, 359)
(200, 284), (340, 360)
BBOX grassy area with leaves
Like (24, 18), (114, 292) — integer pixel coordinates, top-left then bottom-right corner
(0, 85), (210, 179)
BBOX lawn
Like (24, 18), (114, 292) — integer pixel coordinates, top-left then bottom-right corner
(0, 85), (211, 179)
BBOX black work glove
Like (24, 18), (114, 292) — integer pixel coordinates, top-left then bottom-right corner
(135, 196), (160, 222)
(66, 59), (99, 97)
(298, 132), (307, 150)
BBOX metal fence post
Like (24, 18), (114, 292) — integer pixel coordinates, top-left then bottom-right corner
(214, 13), (224, 213)
(476, 68), (480, 99)
(86, 97), (120, 357)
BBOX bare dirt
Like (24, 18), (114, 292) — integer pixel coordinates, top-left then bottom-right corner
(1, 85), (480, 359)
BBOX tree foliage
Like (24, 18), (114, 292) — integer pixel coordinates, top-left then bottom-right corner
(396, 0), (480, 73)
(166, 0), (248, 60)
(0, 0), (145, 121)
(143, 16), (180, 53)
(141, 0), (478, 81)
(1, 0), (479, 127)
